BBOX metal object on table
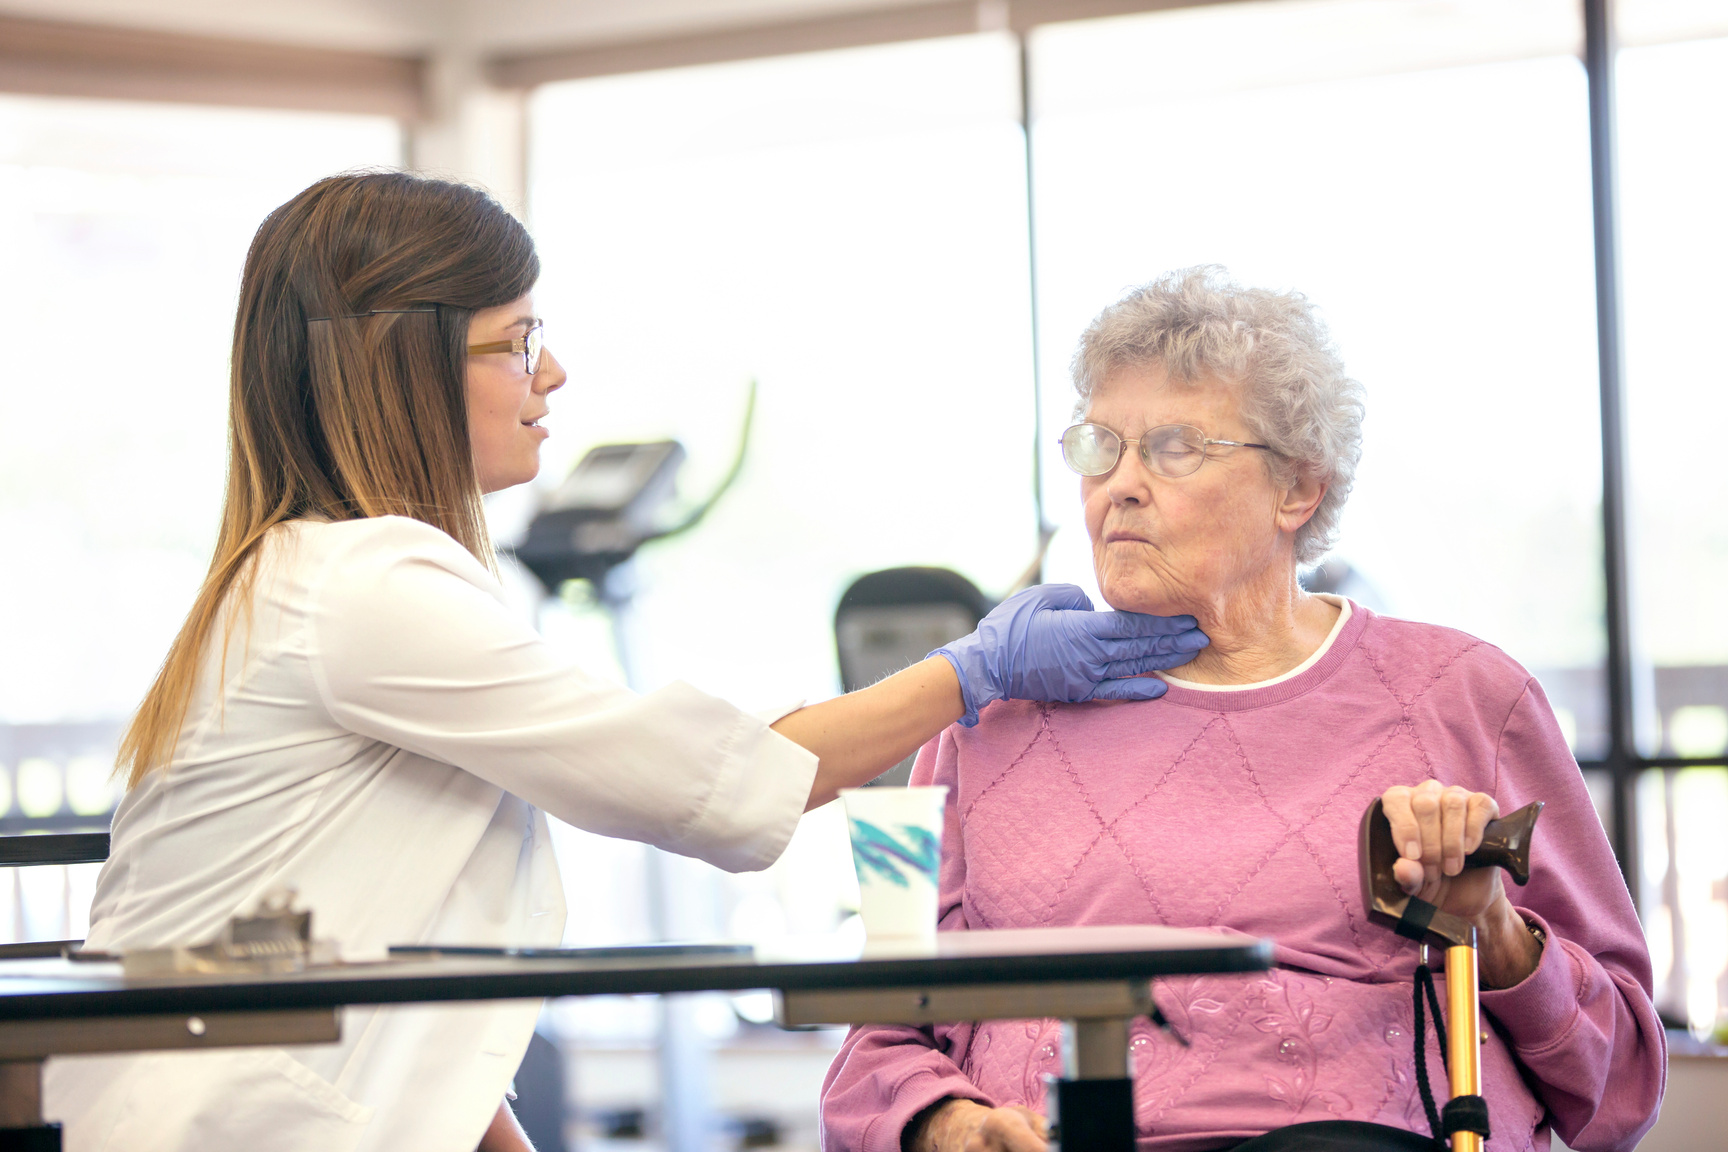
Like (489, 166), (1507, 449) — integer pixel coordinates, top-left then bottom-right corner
(120, 888), (337, 977)
(0, 892), (343, 1150)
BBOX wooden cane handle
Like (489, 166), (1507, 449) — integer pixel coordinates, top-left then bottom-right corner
(1460, 801), (1543, 885)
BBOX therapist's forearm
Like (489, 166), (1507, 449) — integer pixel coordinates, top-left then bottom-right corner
(774, 656), (965, 811)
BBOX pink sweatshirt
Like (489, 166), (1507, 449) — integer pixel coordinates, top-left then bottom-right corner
(821, 605), (1663, 1152)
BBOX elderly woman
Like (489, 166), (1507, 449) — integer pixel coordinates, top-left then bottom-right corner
(820, 268), (1663, 1152)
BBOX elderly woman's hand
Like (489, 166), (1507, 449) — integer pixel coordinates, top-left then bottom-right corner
(1381, 781), (1544, 988)
(907, 1099), (1048, 1152)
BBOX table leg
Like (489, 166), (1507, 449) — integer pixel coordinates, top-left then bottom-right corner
(647, 850), (716, 1152)
(1049, 1017), (1134, 1152)
(0, 1059), (60, 1150)
(772, 980), (1154, 1152)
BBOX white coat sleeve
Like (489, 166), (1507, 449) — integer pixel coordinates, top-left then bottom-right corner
(303, 518), (817, 873)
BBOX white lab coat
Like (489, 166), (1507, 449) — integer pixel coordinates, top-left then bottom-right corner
(44, 516), (817, 1152)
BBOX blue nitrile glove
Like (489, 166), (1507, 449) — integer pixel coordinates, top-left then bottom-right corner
(931, 584), (1209, 727)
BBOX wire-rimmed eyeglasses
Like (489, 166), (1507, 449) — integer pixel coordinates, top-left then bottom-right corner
(308, 308), (546, 376)
(1059, 422), (1271, 478)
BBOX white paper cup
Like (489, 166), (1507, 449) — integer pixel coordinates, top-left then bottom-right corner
(839, 786), (948, 942)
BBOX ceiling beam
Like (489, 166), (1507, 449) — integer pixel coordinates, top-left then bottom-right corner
(0, 2), (1250, 115)
(487, 0), (1240, 88)
(487, 2), (978, 88)
(0, 13), (425, 119)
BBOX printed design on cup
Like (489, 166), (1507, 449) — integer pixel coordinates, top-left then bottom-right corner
(848, 819), (940, 888)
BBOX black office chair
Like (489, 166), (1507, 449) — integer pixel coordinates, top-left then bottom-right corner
(834, 568), (994, 787)
(511, 1029), (568, 1152)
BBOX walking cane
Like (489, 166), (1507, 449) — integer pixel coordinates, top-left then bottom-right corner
(1359, 797), (1542, 1152)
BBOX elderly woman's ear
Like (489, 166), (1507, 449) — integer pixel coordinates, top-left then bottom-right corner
(1274, 475), (1328, 539)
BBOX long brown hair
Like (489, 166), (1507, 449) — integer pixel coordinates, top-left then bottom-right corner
(118, 171), (540, 786)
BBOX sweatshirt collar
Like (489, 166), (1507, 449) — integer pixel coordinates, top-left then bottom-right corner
(1154, 596), (1371, 711)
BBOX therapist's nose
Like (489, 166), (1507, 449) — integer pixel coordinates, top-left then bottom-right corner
(535, 349), (568, 394)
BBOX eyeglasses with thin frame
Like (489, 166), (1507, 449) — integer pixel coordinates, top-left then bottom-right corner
(307, 308), (546, 376)
(1059, 422), (1271, 478)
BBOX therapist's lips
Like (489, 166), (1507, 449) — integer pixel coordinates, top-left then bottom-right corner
(522, 412), (549, 437)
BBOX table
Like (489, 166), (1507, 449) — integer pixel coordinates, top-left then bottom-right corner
(0, 925), (1272, 1150)
(0, 834), (108, 869)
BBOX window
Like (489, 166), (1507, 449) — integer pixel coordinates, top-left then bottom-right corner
(1618, 17), (1728, 1034)
(525, 36), (1036, 1128)
(1619, 34), (1728, 758)
(1030, 0), (1608, 755)
(0, 93), (400, 938)
(526, 38), (1035, 963)
(527, 34), (1035, 712)
(1638, 767), (1728, 1033)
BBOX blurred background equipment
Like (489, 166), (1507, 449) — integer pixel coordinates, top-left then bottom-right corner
(511, 1030), (570, 1152)
(1298, 558), (1387, 614)
(516, 440), (688, 591)
(510, 381), (759, 1152)
(514, 379), (755, 612)
(834, 567), (994, 786)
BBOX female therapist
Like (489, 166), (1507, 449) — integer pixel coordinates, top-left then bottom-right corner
(43, 173), (1206, 1152)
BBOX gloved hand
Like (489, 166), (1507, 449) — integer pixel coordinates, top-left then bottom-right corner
(931, 584), (1208, 727)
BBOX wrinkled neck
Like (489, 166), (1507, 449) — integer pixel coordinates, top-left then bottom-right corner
(1170, 568), (1341, 686)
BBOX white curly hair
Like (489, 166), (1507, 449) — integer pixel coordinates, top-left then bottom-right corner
(1070, 265), (1366, 565)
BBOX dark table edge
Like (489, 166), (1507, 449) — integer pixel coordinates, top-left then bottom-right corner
(0, 939), (1275, 1021)
(0, 832), (110, 867)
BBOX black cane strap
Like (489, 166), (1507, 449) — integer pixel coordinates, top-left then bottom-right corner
(1422, 965), (1448, 1074)
(1442, 1095), (1491, 1139)
(1396, 897), (1440, 942)
(1411, 962), (1449, 1141)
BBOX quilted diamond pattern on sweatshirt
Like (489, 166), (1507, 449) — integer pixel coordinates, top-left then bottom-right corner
(823, 607), (1659, 1152)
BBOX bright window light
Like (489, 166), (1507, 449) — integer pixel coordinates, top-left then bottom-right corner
(1617, 31), (1728, 1034)
(525, 36), (1030, 1040)
(1619, 35), (1728, 747)
(15, 757), (62, 819)
(1029, 0), (1604, 754)
(65, 754), (116, 817)
(1638, 767), (1728, 1036)
(527, 34), (1033, 709)
(0, 95), (401, 727)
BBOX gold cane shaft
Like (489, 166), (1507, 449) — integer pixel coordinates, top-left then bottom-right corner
(1445, 940), (1482, 1152)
